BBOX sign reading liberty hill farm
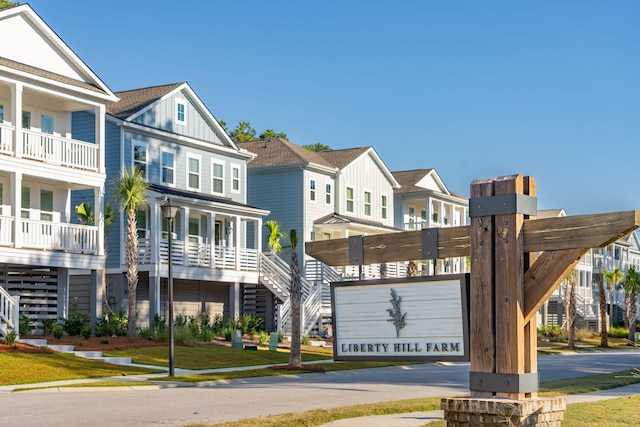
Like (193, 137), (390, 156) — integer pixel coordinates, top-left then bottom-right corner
(331, 274), (470, 362)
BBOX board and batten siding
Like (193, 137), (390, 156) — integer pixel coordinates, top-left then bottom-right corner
(303, 169), (335, 241)
(132, 90), (225, 145)
(247, 168), (304, 253)
(0, 13), (85, 81)
(338, 153), (395, 227)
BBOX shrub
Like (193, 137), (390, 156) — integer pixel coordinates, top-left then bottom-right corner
(277, 330), (284, 343)
(222, 327), (233, 342)
(259, 330), (269, 344)
(95, 317), (115, 337)
(41, 319), (57, 336)
(174, 325), (195, 344)
(61, 312), (89, 336)
(100, 337), (110, 344)
(152, 314), (167, 333)
(81, 325), (92, 339)
(19, 315), (31, 336)
(608, 326), (629, 338)
(575, 328), (594, 342)
(301, 334), (310, 345)
(201, 327), (215, 343)
(5, 328), (17, 345)
(52, 324), (64, 339)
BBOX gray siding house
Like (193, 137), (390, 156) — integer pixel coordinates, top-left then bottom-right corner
(73, 83), (269, 328)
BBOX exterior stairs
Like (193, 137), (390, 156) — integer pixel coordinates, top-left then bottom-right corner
(257, 252), (322, 336)
(0, 285), (20, 339)
(17, 338), (133, 365)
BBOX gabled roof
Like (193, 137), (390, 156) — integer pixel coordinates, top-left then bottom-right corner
(148, 184), (267, 212)
(392, 169), (437, 194)
(536, 209), (566, 219)
(241, 138), (336, 169)
(317, 147), (369, 169)
(0, 4), (116, 102)
(106, 82), (238, 150)
(314, 212), (400, 232)
(106, 83), (183, 120)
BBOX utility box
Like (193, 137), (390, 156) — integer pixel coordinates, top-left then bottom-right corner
(269, 332), (279, 351)
(231, 329), (243, 349)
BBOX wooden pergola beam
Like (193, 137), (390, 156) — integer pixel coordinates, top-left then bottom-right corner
(305, 210), (640, 266)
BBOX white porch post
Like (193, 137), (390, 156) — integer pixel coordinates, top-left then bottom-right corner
(256, 218), (262, 254)
(94, 104), (106, 174)
(11, 83), (22, 158)
(229, 281), (241, 319)
(181, 207), (189, 264)
(209, 212), (215, 267)
(95, 186), (105, 256)
(89, 269), (103, 330)
(149, 198), (159, 264)
(234, 216), (241, 271)
(148, 274), (160, 326)
(57, 268), (70, 320)
(11, 171), (22, 248)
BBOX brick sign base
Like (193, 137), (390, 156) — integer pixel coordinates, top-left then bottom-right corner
(441, 397), (566, 426)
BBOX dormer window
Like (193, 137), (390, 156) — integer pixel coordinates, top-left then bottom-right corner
(176, 100), (186, 125)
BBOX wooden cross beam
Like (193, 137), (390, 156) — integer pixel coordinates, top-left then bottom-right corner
(305, 174), (640, 400)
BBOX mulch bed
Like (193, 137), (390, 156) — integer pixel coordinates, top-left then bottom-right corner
(1, 335), (167, 353)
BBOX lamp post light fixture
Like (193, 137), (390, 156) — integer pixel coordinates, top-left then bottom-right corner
(160, 198), (179, 377)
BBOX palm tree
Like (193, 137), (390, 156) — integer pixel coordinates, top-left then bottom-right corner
(288, 229), (302, 367)
(112, 167), (149, 337)
(564, 270), (577, 349)
(76, 202), (115, 314)
(264, 220), (286, 255)
(604, 268), (624, 329)
(597, 274), (609, 347)
(621, 266), (640, 341)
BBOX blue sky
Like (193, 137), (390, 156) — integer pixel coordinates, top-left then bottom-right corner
(29, 1), (640, 215)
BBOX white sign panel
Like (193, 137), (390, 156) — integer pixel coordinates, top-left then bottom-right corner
(331, 274), (470, 362)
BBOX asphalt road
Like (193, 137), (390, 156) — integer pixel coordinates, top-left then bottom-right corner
(1, 350), (638, 427)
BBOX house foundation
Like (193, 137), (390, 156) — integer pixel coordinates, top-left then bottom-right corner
(440, 397), (566, 427)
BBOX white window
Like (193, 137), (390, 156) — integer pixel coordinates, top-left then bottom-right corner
(22, 111), (31, 129)
(212, 161), (224, 194)
(41, 115), (54, 135)
(364, 191), (372, 216)
(381, 194), (387, 219)
(176, 100), (186, 125)
(188, 217), (200, 243)
(187, 155), (200, 191)
(231, 164), (240, 193)
(325, 183), (332, 205)
(408, 206), (415, 224)
(40, 190), (53, 221)
(161, 150), (175, 185)
(346, 187), (354, 213)
(309, 179), (316, 201)
(133, 142), (148, 178)
(21, 186), (30, 219)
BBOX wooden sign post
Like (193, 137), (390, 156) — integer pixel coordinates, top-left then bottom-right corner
(306, 174), (640, 426)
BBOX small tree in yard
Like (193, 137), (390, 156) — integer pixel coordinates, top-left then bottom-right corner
(604, 268), (624, 329)
(564, 270), (577, 349)
(622, 266), (640, 342)
(288, 229), (302, 368)
(112, 167), (149, 337)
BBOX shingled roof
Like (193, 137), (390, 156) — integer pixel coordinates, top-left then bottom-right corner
(392, 169), (436, 194)
(106, 82), (184, 119)
(314, 212), (400, 232)
(317, 147), (370, 169)
(240, 138), (336, 169)
(0, 56), (108, 95)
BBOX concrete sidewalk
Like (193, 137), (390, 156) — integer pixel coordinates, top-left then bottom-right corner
(319, 383), (640, 426)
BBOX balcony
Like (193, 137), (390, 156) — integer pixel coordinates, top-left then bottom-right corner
(0, 124), (99, 172)
(137, 238), (258, 271)
(0, 216), (98, 254)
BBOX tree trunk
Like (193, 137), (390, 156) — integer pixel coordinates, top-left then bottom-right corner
(609, 282), (615, 329)
(625, 292), (637, 341)
(598, 277), (609, 347)
(126, 208), (139, 337)
(567, 278), (577, 349)
(289, 250), (302, 367)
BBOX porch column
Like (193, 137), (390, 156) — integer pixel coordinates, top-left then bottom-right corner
(95, 186), (105, 256)
(209, 212), (216, 268)
(11, 82), (22, 158)
(234, 216), (241, 271)
(149, 198), (159, 264)
(89, 269), (103, 330)
(95, 104), (106, 174)
(148, 274), (160, 326)
(256, 218), (262, 254)
(229, 281), (241, 319)
(11, 171), (22, 248)
(181, 206), (189, 264)
(57, 268), (70, 320)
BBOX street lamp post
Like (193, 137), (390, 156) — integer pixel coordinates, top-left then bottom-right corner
(161, 198), (179, 377)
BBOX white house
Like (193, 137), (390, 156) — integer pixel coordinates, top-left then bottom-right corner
(0, 4), (117, 337)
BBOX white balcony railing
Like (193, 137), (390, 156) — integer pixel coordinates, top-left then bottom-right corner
(0, 124), (13, 154)
(22, 129), (99, 172)
(139, 238), (258, 271)
(20, 219), (98, 254)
